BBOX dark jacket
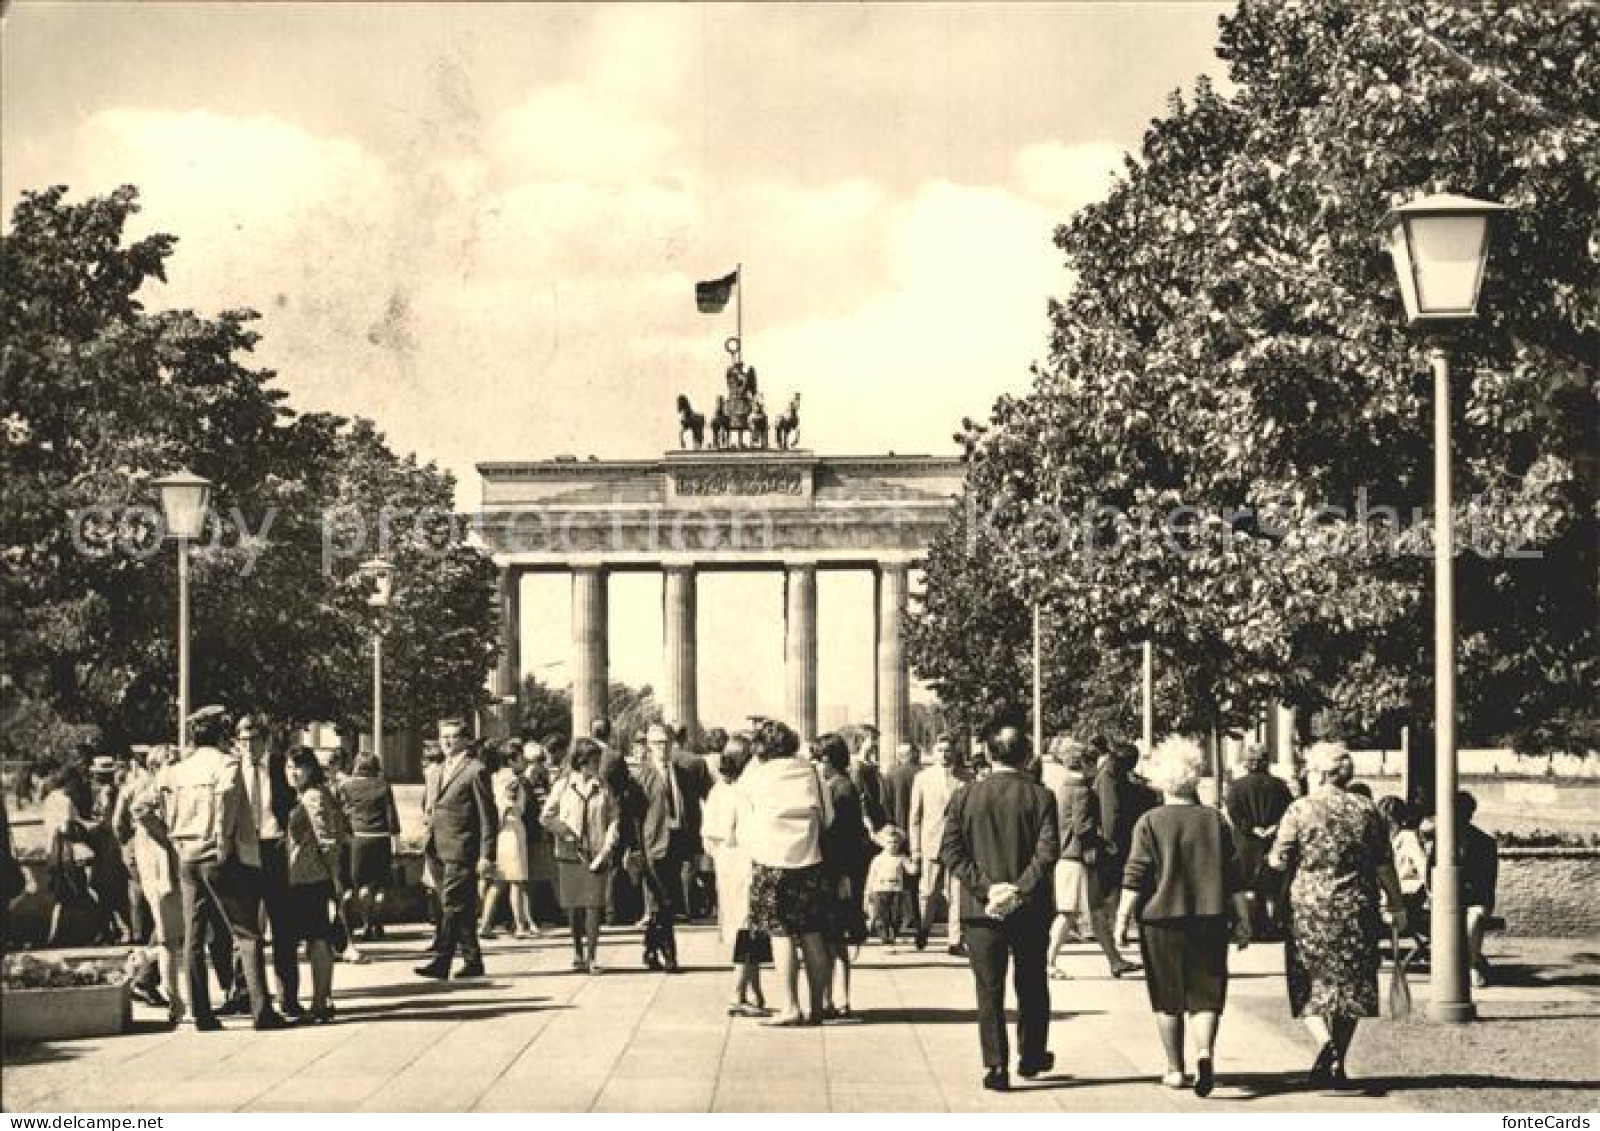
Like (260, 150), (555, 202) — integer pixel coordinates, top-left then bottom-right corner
(822, 774), (877, 883)
(1224, 770), (1294, 842)
(632, 758), (706, 860)
(1097, 757), (1157, 860)
(426, 755), (497, 865)
(939, 767), (1060, 921)
(337, 775), (401, 836)
(882, 762), (920, 833)
(1122, 803), (1243, 921)
(851, 760), (887, 831)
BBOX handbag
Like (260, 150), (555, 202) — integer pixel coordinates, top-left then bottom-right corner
(1387, 923), (1413, 1020)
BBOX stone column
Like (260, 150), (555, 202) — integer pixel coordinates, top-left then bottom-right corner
(876, 561), (910, 760)
(663, 564), (699, 742)
(571, 564), (609, 739)
(495, 565), (522, 699)
(784, 561), (818, 743)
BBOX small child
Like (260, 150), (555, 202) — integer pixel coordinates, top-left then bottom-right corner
(866, 826), (915, 945)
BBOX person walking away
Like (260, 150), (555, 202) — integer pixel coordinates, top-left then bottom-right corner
(111, 756), (153, 951)
(880, 742), (921, 940)
(700, 734), (767, 1015)
(162, 707), (288, 1030)
(337, 753), (402, 942)
(1456, 791), (1499, 987)
(415, 717), (497, 981)
(541, 738), (615, 973)
(909, 733), (969, 954)
(940, 720), (1059, 1091)
(817, 733), (873, 1020)
(1268, 742), (1407, 1089)
(866, 825), (915, 945)
(1114, 737), (1252, 1096)
(1225, 742), (1294, 940)
(419, 737), (445, 951)
(41, 765), (97, 946)
(1044, 739), (1096, 976)
(741, 720), (834, 1026)
(849, 726), (888, 833)
(285, 748), (350, 1023)
(1090, 741), (1147, 977)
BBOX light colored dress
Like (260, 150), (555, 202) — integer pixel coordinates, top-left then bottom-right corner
(701, 781), (752, 948)
(125, 776), (183, 944)
(492, 767), (529, 883)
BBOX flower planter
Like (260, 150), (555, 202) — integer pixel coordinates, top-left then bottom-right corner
(2, 982), (131, 1041)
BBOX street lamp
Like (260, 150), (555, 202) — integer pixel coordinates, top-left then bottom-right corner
(153, 470), (212, 755)
(360, 558), (394, 765)
(1381, 190), (1510, 1024)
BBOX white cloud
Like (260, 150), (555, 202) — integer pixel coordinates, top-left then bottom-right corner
(1014, 139), (1126, 216)
(490, 85), (680, 185)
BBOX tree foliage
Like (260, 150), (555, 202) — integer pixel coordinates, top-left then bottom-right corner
(910, 0), (1598, 753)
(1, 186), (500, 763)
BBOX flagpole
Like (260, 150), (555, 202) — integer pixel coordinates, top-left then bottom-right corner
(736, 262), (743, 358)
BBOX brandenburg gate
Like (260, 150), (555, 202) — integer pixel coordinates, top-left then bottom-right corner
(476, 448), (963, 754)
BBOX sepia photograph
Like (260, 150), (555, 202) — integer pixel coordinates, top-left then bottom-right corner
(1, 0), (1597, 1119)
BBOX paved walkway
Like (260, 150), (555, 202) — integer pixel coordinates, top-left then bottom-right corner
(0, 924), (1535, 1113)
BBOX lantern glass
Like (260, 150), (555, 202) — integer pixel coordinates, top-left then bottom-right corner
(361, 558), (395, 608)
(153, 471), (212, 541)
(1381, 193), (1508, 323)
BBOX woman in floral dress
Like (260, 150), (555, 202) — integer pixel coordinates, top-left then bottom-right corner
(1269, 742), (1408, 1090)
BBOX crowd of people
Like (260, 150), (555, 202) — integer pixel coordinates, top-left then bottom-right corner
(7, 707), (1502, 1099)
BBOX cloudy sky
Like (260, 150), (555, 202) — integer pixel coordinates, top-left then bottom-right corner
(3, 2), (1230, 727)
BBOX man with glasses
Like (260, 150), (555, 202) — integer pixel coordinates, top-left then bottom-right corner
(632, 722), (705, 972)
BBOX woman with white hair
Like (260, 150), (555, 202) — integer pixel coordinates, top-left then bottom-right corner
(1114, 736), (1251, 1096)
(1269, 741), (1408, 1090)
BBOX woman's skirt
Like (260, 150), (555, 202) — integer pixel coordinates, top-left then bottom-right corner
(1054, 859), (1092, 915)
(495, 820), (529, 884)
(557, 858), (611, 910)
(1138, 917), (1230, 1014)
(287, 880), (338, 944)
(349, 836), (394, 889)
(748, 861), (832, 938)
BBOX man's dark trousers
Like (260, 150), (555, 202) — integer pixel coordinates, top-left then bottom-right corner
(180, 856), (270, 1025)
(256, 838), (300, 1008)
(964, 907), (1051, 1070)
(436, 859), (482, 966)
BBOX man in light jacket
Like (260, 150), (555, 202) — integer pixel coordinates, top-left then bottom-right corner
(161, 706), (287, 1031)
(910, 733), (967, 953)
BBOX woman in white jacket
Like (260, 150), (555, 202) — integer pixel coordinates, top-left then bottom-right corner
(701, 735), (767, 1016)
(738, 720), (834, 1026)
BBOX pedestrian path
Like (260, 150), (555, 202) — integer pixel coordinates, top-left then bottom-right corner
(3, 925), (1422, 1112)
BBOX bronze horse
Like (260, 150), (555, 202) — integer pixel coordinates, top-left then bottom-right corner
(775, 392), (801, 450)
(676, 394), (705, 450)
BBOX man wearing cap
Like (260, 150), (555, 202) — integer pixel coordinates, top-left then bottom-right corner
(161, 706), (287, 1030)
(415, 716), (496, 980)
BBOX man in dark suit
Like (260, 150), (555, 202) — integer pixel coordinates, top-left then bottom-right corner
(850, 725), (887, 832)
(630, 721), (706, 971)
(881, 741), (922, 939)
(230, 715), (300, 1017)
(941, 720), (1059, 1092)
(1224, 741), (1294, 938)
(416, 717), (497, 980)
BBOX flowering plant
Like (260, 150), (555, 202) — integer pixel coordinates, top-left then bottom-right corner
(2, 953), (128, 990)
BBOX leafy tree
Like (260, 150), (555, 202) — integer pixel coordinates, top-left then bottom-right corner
(914, 0), (1598, 754)
(1, 186), (500, 763)
(512, 674), (572, 745)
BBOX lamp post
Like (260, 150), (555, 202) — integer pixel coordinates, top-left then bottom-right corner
(1141, 640), (1155, 758)
(1381, 191), (1510, 1024)
(360, 558), (394, 765)
(153, 470), (212, 755)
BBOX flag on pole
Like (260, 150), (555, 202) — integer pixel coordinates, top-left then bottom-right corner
(695, 269), (738, 313)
